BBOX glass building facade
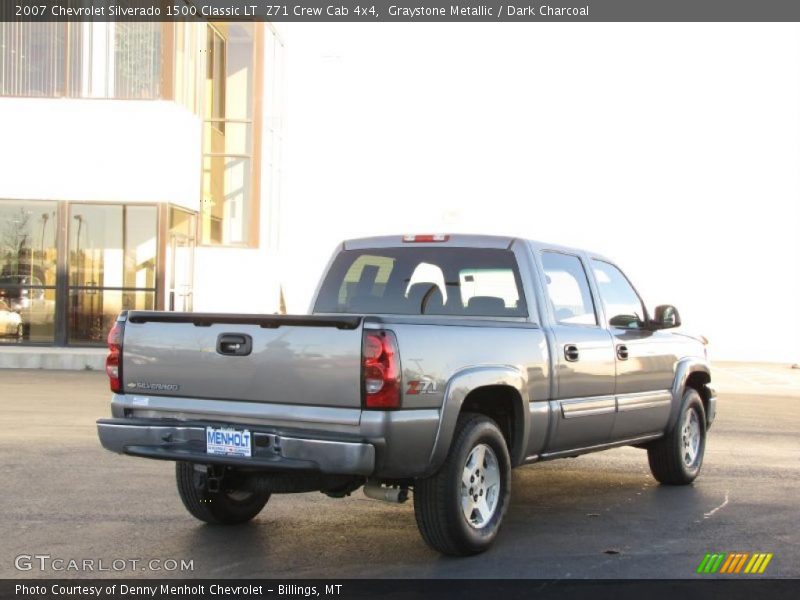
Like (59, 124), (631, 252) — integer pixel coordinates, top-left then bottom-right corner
(0, 22), (165, 99)
(0, 21), (283, 346)
(0, 201), (57, 343)
(0, 201), (195, 345)
(0, 21), (271, 247)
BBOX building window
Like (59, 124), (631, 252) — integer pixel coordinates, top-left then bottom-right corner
(200, 23), (259, 246)
(112, 22), (164, 99)
(173, 22), (201, 115)
(0, 201), (57, 343)
(0, 22), (84, 97)
(263, 28), (285, 251)
(0, 22), (165, 99)
(206, 27), (226, 127)
(68, 204), (157, 344)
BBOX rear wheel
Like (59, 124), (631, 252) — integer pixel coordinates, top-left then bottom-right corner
(413, 414), (511, 555)
(175, 462), (270, 525)
(647, 389), (706, 485)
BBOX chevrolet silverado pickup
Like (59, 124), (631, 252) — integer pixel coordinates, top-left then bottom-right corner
(97, 234), (717, 555)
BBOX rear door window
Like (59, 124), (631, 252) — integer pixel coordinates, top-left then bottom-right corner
(540, 251), (598, 326)
(315, 247), (527, 317)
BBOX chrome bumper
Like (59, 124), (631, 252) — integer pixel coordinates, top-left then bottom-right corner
(97, 418), (375, 476)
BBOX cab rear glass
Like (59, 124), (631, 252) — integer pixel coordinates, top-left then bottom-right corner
(314, 248), (528, 317)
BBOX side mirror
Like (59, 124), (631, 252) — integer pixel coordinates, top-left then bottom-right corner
(652, 305), (681, 329)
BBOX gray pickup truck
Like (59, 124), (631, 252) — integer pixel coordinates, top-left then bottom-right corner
(97, 234), (716, 555)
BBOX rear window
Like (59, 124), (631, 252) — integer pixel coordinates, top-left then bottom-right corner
(314, 248), (527, 317)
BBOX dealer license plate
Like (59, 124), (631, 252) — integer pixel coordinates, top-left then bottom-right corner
(206, 426), (252, 458)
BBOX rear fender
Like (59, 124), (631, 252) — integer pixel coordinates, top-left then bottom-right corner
(425, 366), (529, 476)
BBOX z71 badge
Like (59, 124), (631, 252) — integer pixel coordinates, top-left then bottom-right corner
(406, 378), (438, 395)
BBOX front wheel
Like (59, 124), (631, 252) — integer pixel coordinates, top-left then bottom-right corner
(176, 462), (270, 525)
(647, 389), (707, 485)
(413, 414), (511, 556)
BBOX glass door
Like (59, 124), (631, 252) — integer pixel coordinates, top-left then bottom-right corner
(67, 203), (158, 344)
(169, 235), (194, 311)
(167, 208), (196, 312)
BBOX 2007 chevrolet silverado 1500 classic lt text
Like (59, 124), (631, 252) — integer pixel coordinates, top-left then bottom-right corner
(97, 234), (717, 555)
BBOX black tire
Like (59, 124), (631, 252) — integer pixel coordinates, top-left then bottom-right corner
(647, 389), (707, 485)
(175, 462), (270, 525)
(413, 413), (511, 556)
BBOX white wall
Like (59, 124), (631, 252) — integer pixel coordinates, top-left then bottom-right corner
(278, 23), (800, 363)
(192, 249), (282, 313)
(0, 98), (201, 210)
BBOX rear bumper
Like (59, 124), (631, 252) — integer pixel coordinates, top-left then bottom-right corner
(97, 418), (375, 476)
(99, 394), (442, 478)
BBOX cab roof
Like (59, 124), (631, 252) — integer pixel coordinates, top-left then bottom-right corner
(342, 234), (610, 261)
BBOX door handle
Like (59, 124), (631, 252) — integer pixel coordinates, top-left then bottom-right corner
(217, 333), (253, 356)
(616, 344), (629, 360)
(564, 344), (580, 362)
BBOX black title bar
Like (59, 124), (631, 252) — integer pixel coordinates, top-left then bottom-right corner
(3, 579), (800, 600)
(4, 0), (800, 22)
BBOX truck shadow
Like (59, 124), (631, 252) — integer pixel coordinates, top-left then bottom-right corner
(174, 454), (709, 577)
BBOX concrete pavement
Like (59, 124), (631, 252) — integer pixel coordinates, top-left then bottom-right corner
(0, 365), (798, 579)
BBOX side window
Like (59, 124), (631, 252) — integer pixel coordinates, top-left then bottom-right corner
(540, 252), (597, 326)
(591, 260), (646, 329)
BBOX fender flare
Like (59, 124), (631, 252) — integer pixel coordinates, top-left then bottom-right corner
(668, 358), (711, 431)
(424, 365), (530, 476)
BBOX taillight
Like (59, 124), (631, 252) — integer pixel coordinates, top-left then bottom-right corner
(106, 316), (125, 393)
(362, 330), (401, 409)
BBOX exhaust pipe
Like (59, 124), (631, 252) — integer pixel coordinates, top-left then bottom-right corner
(363, 480), (408, 503)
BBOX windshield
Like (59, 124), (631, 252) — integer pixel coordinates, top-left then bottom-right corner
(314, 247), (527, 317)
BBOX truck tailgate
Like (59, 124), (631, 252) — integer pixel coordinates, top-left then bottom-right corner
(121, 312), (364, 408)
